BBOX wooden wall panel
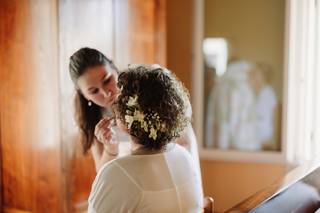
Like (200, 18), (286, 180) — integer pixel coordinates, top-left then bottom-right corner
(114, 0), (166, 69)
(0, 0), (33, 208)
(0, 0), (62, 212)
(166, 0), (193, 90)
(0, 0), (167, 212)
(154, 0), (167, 66)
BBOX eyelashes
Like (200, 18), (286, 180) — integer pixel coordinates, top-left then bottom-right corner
(89, 76), (114, 95)
(90, 88), (99, 94)
(103, 76), (112, 85)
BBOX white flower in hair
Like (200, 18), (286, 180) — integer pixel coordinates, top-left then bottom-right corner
(141, 121), (149, 132)
(134, 109), (145, 122)
(124, 94), (166, 140)
(127, 95), (138, 107)
(149, 127), (158, 140)
(125, 115), (134, 129)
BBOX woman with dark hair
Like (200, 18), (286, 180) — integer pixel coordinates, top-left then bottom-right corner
(69, 47), (200, 173)
(69, 47), (121, 171)
(88, 64), (203, 212)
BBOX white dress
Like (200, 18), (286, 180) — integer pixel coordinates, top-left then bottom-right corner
(254, 85), (277, 144)
(88, 143), (203, 213)
(206, 60), (258, 150)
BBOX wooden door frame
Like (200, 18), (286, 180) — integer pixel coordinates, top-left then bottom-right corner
(0, 114), (2, 213)
(154, 0), (167, 66)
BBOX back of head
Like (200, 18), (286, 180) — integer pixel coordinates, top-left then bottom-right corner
(114, 64), (190, 151)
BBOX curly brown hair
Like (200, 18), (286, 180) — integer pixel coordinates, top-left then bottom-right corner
(113, 64), (190, 151)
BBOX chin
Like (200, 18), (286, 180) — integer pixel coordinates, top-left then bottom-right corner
(94, 101), (109, 108)
(97, 98), (115, 108)
(103, 101), (114, 108)
(101, 103), (111, 108)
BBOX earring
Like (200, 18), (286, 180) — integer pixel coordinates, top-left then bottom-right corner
(88, 101), (92, 106)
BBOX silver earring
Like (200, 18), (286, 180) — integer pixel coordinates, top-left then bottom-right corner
(88, 101), (92, 106)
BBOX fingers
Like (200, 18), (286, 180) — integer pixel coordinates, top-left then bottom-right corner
(94, 117), (113, 136)
(95, 127), (116, 145)
(102, 130), (112, 139)
(96, 118), (111, 129)
(94, 116), (119, 148)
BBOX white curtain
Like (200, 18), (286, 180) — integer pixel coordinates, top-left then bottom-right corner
(285, 0), (320, 164)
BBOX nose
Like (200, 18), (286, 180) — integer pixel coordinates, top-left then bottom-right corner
(102, 88), (112, 98)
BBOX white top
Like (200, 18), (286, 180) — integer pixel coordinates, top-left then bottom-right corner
(116, 100), (202, 184)
(88, 143), (203, 213)
(205, 60), (258, 150)
(254, 86), (277, 144)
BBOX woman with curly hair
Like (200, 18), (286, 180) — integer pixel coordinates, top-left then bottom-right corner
(87, 64), (203, 212)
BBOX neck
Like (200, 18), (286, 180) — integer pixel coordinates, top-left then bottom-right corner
(129, 136), (164, 155)
(129, 136), (143, 152)
(102, 107), (113, 117)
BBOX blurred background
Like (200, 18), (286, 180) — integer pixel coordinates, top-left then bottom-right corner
(0, 0), (319, 212)
(203, 0), (284, 151)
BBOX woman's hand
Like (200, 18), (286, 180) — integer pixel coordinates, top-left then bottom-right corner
(94, 117), (119, 156)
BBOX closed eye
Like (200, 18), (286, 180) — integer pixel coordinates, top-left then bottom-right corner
(90, 88), (99, 94)
(103, 76), (112, 85)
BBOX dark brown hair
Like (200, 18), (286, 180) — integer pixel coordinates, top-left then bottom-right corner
(114, 65), (190, 151)
(69, 47), (118, 153)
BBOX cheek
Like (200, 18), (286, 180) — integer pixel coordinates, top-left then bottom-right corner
(108, 76), (118, 92)
(88, 93), (104, 104)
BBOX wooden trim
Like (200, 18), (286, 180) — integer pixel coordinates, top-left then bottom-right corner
(200, 150), (286, 164)
(3, 207), (32, 213)
(0, 105), (2, 213)
(281, 0), (292, 163)
(192, 0), (204, 155)
(226, 162), (320, 212)
(0, 1), (3, 210)
(154, 0), (167, 66)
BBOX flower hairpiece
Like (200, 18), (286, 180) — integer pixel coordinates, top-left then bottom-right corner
(124, 95), (165, 140)
(127, 95), (138, 107)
